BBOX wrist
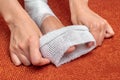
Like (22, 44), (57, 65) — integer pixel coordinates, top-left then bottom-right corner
(6, 11), (30, 32)
(69, 0), (89, 9)
(0, 0), (27, 31)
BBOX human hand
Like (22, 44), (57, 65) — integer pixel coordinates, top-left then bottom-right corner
(9, 16), (50, 66)
(69, 0), (114, 46)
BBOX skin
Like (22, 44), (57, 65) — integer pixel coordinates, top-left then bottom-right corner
(40, 16), (76, 53)
(69, 0), (115, 46)
(0, 0), (115, 66)
(0, 0), (75, 66)
(40, 0), (115, 48)
(39, 0), (115, 48)
(0, 0), (50, 66)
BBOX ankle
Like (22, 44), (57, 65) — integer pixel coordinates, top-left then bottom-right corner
(41, 16), (64, 34)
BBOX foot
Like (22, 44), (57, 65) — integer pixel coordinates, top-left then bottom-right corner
(69, 0), (114, 46)
(40, 16), (76, 53)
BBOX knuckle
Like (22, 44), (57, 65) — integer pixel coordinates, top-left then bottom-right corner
(13, 45), (19, 51)
(95, 22), (106, 31)
(9, 45), (17, 54)
(91, 23), (101, 31)
(100, 21), (106, 26)
(100, 24), (105, 30)
(28, 36), (36, 43)
(18, 43), (25, 50)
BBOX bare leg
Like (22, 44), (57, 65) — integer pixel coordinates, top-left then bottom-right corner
(0, 0), (50, 66)
(69, 0), (114, 46)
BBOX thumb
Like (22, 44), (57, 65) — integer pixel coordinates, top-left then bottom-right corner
(29, 36), (50, 66)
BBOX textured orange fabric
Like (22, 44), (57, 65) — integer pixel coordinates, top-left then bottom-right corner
(0, 0), (120, 80)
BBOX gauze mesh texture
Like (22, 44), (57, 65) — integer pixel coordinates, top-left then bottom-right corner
(40, 25), (96, 67)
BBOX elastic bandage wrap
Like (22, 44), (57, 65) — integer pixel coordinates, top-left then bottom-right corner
(25, 0), (97, 67)
(40, 25), (96, 67)
(24, 0), (55, 26)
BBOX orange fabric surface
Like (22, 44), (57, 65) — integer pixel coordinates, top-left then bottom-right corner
(0, 0), (120, 80)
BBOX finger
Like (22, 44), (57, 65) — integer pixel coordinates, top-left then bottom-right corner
(65, 46), (76, 54)
(17, 53), (31, 66)
(89, 25), (100, 46)
(105, 23), (115, 38)
(90, 33), (100, 46)
(98, 24), (106, 46)
(18, 43), (30, 60)
(98, 30), (105, 46)
(29, 36), (50, 66)
(86, 42), (94, 48)
(10, 52), (21, 66)
(16, 48), (31, 66)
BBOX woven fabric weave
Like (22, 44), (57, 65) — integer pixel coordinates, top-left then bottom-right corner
(40, 25), (96, 67)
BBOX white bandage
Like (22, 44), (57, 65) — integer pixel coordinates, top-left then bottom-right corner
(24, 0), (96, 67)
(24, 0), (55, 26)
(40, 25), (96, 67)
